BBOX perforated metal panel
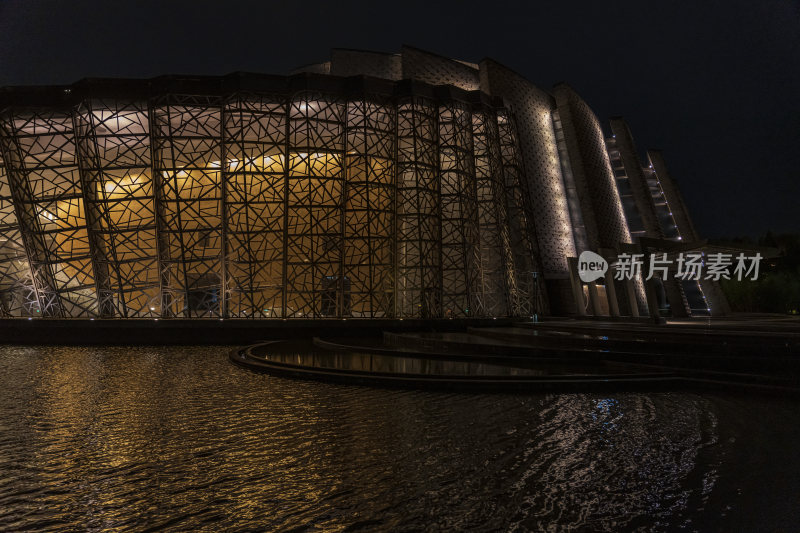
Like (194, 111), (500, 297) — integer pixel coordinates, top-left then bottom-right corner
(480, 60), (576, 277)
(401, 47), (481, 92)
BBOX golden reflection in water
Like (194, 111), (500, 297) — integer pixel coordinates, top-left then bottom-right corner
(8, 345), (797, 531)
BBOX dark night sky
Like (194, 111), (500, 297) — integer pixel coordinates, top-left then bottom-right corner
(1, 0), (797, 239)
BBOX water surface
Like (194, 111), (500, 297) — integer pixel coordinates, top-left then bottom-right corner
(1, 345), (798, 531)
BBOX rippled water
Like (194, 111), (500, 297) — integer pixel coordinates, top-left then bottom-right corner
(1, 345), (799, 532)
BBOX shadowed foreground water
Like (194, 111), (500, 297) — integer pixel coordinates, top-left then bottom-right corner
(1, 346), (799, 532)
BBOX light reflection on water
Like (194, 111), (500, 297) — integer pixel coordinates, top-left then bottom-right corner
(1, 345), (799, 531)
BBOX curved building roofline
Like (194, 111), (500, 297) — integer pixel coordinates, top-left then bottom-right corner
(400, 44), (478, 70)
(331, 47), (400, 58)
(0, 71), (504, 109)
(480, 57), (550, 96)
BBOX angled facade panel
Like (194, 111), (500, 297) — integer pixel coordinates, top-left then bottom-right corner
(0, 149), (37, 316)
(646, 150), (699, 242)
(552, 85), (647, 316)
(608, 119), (662, 239)
(479, 60), (576, 277)
(647, 150), (731, 316)
(552, 85), (631, 251)
(0, 108), (98, 317)
(74, 99), (159, 318)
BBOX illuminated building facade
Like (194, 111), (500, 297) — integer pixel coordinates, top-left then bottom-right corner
(0, 47), (723, 319)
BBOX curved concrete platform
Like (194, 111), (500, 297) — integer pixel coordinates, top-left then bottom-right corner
(229, 338), (800, 395)
(229, 341), (681, 393)
(314, 336), (600, 364)
(475, 325), (799, 357)
(386, 328), (800, 392)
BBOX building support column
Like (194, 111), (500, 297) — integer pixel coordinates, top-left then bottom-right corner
(624, 279), (640, 318)
(566, 257), (586, 316)
(598, 248), (620, 317)
(603, 272), (620, 317)
(644, 278), (664, 324)
(587, 281), (603, 316)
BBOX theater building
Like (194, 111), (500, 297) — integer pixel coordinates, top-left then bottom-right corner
(0, 46), (725, 319)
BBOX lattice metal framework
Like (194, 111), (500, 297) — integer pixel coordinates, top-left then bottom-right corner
(395, 95), (441, 318)
(75, 99), (159, 317)
(151, 95), (224, 317)
(0, 109), (97, 317)
(0, 82), (542, 319)
(439, 100), (480, 318)
(497, 110), (540, 316)
(343, 96), (395, 318)
(0, 150), (37, 316)
(472, 107), (513, 317)
(222, 93), (286, 318)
